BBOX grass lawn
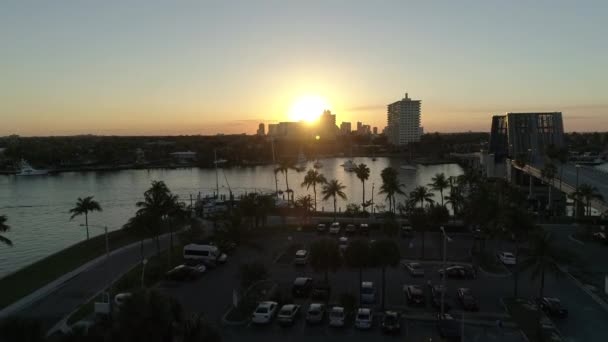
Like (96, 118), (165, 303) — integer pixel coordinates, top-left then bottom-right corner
(0, 229), (144, 309)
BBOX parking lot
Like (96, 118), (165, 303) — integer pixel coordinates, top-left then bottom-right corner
(158, 226), (608, 341)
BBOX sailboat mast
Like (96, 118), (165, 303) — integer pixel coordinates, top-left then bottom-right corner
(271, 139), (278, 197)
(214, 149), (219, 198)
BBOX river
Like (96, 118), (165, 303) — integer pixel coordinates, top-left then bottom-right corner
(0, 157), (463, 277)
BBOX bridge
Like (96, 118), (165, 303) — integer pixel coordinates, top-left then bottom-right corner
(512, 161), (608, 214)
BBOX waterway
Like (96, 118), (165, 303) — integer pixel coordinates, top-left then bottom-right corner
(0, 157), (463, 277)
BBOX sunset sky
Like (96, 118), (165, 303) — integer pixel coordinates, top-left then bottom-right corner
(1, 1), (607, 136)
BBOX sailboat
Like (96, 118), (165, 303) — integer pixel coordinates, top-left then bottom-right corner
(313, 160), (323, 169)
(16, 160), (48, 176)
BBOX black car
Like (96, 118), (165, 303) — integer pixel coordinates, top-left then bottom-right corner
(382, 311), (401, 334)
(457, 288), (479, 311)
(292, 277), (313, 298)
(404, 285), (425, 306)
(437, 314), (460, 339)
(431, 285), (452, 311)
(539, 297), (568, 318)
(165, 264), (205, 281)
(311, 282), (331, 302)
(439, 265), (476, 279)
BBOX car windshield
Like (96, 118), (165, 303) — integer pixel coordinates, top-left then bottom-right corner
(330, 311), (343, 318)
(411, 263), (420, 269)
(358, 314), (369, 320)
(255, 307), (268, 314)
(280, 309), (292, 315)
(362, 287), (374, 294)
(385, 316), (397, 323)
(309, 310), (320, 315)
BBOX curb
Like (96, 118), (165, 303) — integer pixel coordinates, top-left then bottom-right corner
(567, 234), (585, 246)
(0, 232), (173, 318)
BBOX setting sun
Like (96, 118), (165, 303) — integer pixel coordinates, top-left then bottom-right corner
(288, 95), (331, 123)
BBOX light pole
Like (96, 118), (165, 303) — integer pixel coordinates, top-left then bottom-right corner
(527, 148), (533, 199)
(440, 226), (452, 316)
(371, 182), (375, 216)
(575, 164), (581, 217)
(141, 258), (148, 288)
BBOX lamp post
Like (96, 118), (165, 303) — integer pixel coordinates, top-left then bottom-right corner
(527, 148), (533, 199)
(575, 164), (581, 218)
(440, 226), (452, 316)
(141, 258), (148, 289)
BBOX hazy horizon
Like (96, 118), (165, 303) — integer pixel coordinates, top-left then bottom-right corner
(1, 1), (607, 136)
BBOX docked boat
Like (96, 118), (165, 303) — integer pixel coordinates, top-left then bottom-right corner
(17, 160), (48, 176)
(400, 164), (417, 171)
(342, 159), (356, 172)
(313, 160), (323, 169)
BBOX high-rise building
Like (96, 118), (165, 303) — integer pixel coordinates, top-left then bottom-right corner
(340, 122), (352, 135)
(317, 110), (338, 139)
(267, 124), (278, 136)
(356, 122), (363, 133)
(489, 112), (564, 163)
(387, 92), (422, 146)
(373, 127), (378, 135)
(257, 123), (265, 136)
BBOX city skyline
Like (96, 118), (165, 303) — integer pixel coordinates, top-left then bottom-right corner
(1, 1), (607, 136)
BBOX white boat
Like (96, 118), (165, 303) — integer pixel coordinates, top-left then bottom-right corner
(342, 160), (356, 172)
(400, 164), (417, 171)
(17, 160), (48, 176)
(313, 160), (323, 169)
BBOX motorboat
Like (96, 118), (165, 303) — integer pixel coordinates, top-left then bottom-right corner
(313, 160), (323, 169)
(342, 160), (356, 172)
(16, 160), (48, 176)
(400, 164), (417, 171)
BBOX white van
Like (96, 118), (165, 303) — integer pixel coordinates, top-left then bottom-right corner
(183, 244), (228, 266)
(361, 281), (376, 303)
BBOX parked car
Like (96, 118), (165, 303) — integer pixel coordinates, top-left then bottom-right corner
(355, 308), (373, 329)
(497, 251), (516, 265)
(437, 313), (460, 338)
(252, 301), (278, 324)
(338, 236), (349, 252)
(277, 304), (301, 326)
(294, 249), (309, 265)
(430, 285), (452, 311)
(401, 225), (413, 238)
(345, 224), (357, 234)
(329, 306), (346, 327)
(165, 264), (206, 281)
(360, 223), (370, 236)
(292, 277), (313, 298)
(457, 288), (479, 311)
(316, 223), (327, 233)
(361, 281), (376, 303)
(114, 293), (132, 308)
(382, 311), (401, 334)
(402, 261), (425, 277)
(404, 285), (425, 305)
(329, 222), (341, 234)
(311, 281), (331, 302)
(439, 265), (477, 279)
(592, 231), (607, 243)
(182, 244), (227, 267)
(306, 303), (326, 324)
(539, 297), (568, 318)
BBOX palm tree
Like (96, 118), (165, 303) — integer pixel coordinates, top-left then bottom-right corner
(137, 181), (172, 256)
(69, 196), (103, 240)
(370, 239), (400, 310)
(344, 239), (371, 305)
(0, 214), (12, 247)
(275, 160), (298, 204)
(322, 179), (347, 220)
(354, 163), (371, 210)
(429, 173), (449, 207)
(309, 238), (341, 283)
(379, 167), (405, 213)
(520, 231), (572, 338)
(295, 195), (314, 223)
(301, 169), (327, 211)
(541, 163), (557, 214)
(166, 195), (188, 267)
(545, 144), (569, 191)
(577, 184), (603, 217)
(410, 186), (434, 208)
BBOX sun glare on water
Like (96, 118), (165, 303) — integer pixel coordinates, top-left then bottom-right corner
(288, 95), (330, 123)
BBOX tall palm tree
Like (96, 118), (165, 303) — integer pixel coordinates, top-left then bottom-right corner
(344, 239), (370, 305)
(379, 167), (405, 213)
(429, 173), (449, 207)
(520, 231), (572, 338)
(0, 214), (12, 247)
(410, 186), (434, 208)
(69, 196), (103, 240)
(322, 179), (347, 220)
(541, 163), (557, 214)
(275, 160), (298, 204)
(295, 195), (314, 223)
(370, 239), (400, 310)
(301, 169), (327, 211)
(577, 184), (603, 217)
(354, 163), (371, 210)
(137, 181), (172, 256)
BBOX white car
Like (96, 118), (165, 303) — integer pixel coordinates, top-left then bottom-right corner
(329, 306), (346, 327)
(294, 249), (309, 265)
(252, 301), (278, 324)
(345, 224), (357, 234)
(402, 261), (425, 277)
(361, 281), (376, 303)
(497, 251), (516, 265)
(277, 304), (300, 325)
(317, 223), (326, 232)
(338, 236), (349, 252)
(329, 222), (341, 234)
(355, 308), (373, 329)
(306, 303), (326, 324)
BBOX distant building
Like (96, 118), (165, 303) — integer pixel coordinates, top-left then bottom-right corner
(267, 121), (308, 140)
(257, 123), (265, 136)
(316, 110), (338, 139)
(170, 151), (197, 164)
(357, 122), (363, 133)
(373, 127), (378, 135)
(387, 92), (422, 146)
(267, 124), (278, 136)
(362, 125), (371, 135)
(340, 122), (352, 135)
(489, 112), (564, 163)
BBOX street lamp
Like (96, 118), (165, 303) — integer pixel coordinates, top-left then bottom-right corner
(527, 148), (533, 199)
(141, 258), (148, 289)
(575, 164), (581, 217)
(440, 226), (452, 316)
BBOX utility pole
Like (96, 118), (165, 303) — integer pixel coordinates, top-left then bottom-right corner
(371, 183), (375, 215)
(440, 226), (451, 317)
